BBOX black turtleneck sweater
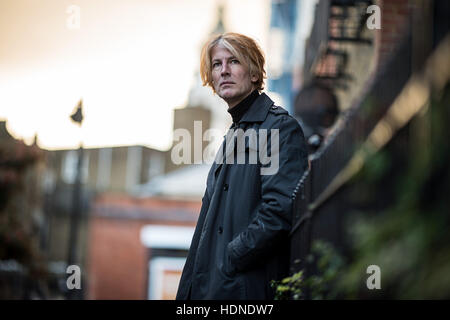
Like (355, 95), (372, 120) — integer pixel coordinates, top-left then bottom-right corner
(227, 89), (259, 125)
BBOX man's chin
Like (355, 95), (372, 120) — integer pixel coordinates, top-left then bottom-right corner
(218, 90), (236, 100)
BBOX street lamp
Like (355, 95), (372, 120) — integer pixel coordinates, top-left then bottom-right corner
(67, 99), (84, 300)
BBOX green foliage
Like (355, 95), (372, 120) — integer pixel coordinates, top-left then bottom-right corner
(335, 84), (450, 299)
(271, 269), (304, 300)
(276, 81), (450, 300)
(272, 240), (344, 300)
(274, 83), (450, 299)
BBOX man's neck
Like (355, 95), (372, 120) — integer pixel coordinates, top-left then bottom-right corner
(226, 87), (256, 109)
(227, 89), (259, 124)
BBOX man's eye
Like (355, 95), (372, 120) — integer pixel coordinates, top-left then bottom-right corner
(212, 62), (221, 68)
(231, 59), (239, 64)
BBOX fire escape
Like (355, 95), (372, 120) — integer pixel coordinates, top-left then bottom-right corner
(304, 0), (373, 90)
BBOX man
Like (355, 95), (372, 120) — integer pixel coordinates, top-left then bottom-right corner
(176, 32), (308, 300)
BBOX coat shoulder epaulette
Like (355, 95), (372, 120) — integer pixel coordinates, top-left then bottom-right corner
(268, 105), (289, 116)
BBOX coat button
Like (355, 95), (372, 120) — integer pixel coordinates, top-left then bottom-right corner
(218, 227), (223, 234)
(223, 184), (229, 191)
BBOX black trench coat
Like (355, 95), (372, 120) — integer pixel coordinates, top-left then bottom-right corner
(176, 93), (308, 300)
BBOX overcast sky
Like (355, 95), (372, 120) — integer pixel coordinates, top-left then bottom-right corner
(0, 0), (269, 150)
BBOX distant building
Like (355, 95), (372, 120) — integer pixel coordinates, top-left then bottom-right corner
(267, 0), (302, 114)
(46, 145), (168, 195)
(87, 193), (199, 299)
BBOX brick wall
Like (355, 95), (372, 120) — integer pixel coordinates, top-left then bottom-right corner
(87, 217), (148, 299)
(376, 0), (411, 67)
(86, 195), (199, 300)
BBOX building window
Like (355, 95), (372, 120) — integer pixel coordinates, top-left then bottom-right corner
(62, 150), (89, 184)
(96, 148), (112, 190)
(148, 152), (165, 179)
(140, 225), (194, 300)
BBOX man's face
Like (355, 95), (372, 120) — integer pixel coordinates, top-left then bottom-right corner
(211, 45), (258, 108)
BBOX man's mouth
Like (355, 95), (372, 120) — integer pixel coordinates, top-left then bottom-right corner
(220, 81), (234, 86)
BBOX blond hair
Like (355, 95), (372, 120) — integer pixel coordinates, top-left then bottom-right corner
(200, 32), (266, 93)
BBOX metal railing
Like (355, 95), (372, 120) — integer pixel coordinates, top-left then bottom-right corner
(289, 2), (450, 295)
(290, 28), (414, 277)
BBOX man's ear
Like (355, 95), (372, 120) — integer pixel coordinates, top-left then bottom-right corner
(251, 74), (258, 83)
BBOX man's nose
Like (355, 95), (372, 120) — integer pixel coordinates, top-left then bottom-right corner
(220, 61), (230, 75)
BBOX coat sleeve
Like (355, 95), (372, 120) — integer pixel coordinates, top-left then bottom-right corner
(226, 114), (308, 273)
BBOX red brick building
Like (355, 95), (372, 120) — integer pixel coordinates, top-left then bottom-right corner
(87, 193), (200, 300)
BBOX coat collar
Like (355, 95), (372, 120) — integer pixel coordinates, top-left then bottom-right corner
(214, 93), (275, 177)
(238, 92), (274, 124)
